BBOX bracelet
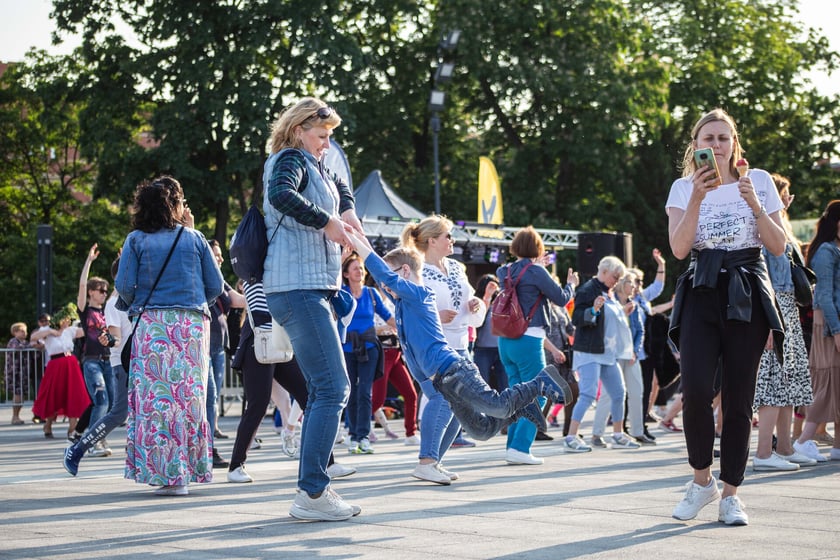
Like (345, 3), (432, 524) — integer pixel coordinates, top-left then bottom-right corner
(657, 269), (665, 273)
(753, 206), (767, 219)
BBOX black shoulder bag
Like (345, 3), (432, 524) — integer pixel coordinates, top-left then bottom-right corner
(790, 244), (816, 308)
(120, 226), (185, 371)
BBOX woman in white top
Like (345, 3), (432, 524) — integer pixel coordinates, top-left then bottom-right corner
(30, 303), (89, 439)
(400, 215), (485, 483)
(666, 108), (786, 526)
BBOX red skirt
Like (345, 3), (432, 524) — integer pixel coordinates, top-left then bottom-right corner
(32, 355), (91, 419)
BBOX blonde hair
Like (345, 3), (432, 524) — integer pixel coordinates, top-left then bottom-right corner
(384, 247), (423, 276)
(399, 215), (453, 253)
(681, 108), (744, 179)
(10, 322), (26, 335)
(269, 97), (342, 154)
(614, 272), (637, 302)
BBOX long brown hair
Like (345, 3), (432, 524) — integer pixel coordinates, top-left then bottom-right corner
(806, 200), (840, 267)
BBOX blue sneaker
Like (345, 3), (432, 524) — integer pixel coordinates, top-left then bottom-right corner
(63, 444), (83, 476)
(451, 433), (476, 448)
(517, 399), (548, 432)
(535, 365), (575, 406)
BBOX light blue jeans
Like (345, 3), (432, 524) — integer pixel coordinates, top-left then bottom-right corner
(82, 358), (115, 427)
(498, 335), (546, 454)
(267, 290), (350, 496)
(592, 359), (642, 437)
(206, 344), (226, 448)
(571, 361), (625, 424)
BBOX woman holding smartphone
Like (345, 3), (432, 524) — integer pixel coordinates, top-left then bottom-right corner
(665, 108), (786, 525)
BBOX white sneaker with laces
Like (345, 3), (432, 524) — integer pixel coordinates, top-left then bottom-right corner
(718, 495), (749, 525)
(793, 439), (828, 462)
(611, 433), (641, 449)
(752, 452), (799, 471)
(404, 434), (421, 446)
(505, 448), (544, 465)
(672, 477), (721, 520)
(357, 437), (374, 454)
(289, 486), (356, 521)
(227, 466), (253, 483)
(412, 462), (451, 485)
(281, 428), (297, 457)
(326, 463), (357, 479)
(436, 463), (459, 480)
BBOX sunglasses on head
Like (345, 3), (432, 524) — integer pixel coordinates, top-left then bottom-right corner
(307, 106), (333, 122)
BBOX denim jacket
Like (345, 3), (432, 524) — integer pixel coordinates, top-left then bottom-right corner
(115, 226), (224, 318)
(811, 241), (840, 336)
(763, 243), (795, 293)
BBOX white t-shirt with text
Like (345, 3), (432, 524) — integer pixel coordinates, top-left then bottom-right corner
(665, 168), (783, 252)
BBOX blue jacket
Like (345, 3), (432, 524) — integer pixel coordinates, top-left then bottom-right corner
(812, 241), (840, 336)
(116, 226), (223, 318)
(363, 253), (459, 382)
(763, 243), (795, 293)
(495, 259), (575, 333)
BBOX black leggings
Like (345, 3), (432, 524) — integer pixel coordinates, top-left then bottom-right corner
(229, 345), (335, 470)
(678, 277), (768, 487)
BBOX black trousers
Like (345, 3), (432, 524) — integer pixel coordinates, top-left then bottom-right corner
(229, 347), (335, 470)
(678, 275), (768, 487)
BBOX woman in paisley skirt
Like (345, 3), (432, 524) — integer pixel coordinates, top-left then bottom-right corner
(752, 175), (814, 471)
(116, 176), (223, 496)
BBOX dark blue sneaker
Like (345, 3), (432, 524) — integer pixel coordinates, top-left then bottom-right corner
(517, 399), (548, 432)
(535, 365), (575, 406)
(451, 433), (476, 448)
(63, 444), (83, 476)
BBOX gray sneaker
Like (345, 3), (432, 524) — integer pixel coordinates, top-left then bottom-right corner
(590, 435), (607, 448)
(611, 433), (641, 449)
(289, 487), (358, 521)
(516, 399), (548, 432)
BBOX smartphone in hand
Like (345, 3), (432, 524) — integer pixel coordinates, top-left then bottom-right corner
(693, 147), (722, 187)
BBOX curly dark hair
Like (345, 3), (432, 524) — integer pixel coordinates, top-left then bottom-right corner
(131, 176), (184, 233)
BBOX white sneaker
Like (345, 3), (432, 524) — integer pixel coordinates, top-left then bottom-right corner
(227, 466), (253, 483)
(250, 438), (262, 450)
(281, 428), (297, 457)
(289, 486), (357, 521)
(436, 463), (459, 480)
(793, 439), (828, 462)
(88, 442), (112, 458)
(610, 433), (641, 449)
(346, 439), (359, 454)
(404, 434), (421, 446)
(326, 463), (357, 479)
(718, 495), (749, 525)
(672, 477), (721, 520)
(154, 484), (188, 496)
(357, 437), (374, 454)
(562, 435), (592, 453)
(505, 448), (544, 465)
(777, 451), (818, 465)
(752, 452), (799, 471)
(412, 462), (451, 485)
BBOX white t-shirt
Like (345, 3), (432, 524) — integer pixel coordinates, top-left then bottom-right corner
(665, 168), (783, 251)
(105, 294), (133, 368)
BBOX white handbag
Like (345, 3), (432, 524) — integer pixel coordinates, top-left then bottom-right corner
(247, 305), (293, 364)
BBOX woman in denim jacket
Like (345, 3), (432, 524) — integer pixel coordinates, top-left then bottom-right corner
(752, 175), (814, 470)
(116, 176), (223, 496)
(793, 200), (840, 462)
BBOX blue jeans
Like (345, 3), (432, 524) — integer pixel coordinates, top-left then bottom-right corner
(432, 359), (539, 440)
(82, 358), (115, 427)
(498, 335), (546, 454)
(417, 377), (460, 462)
(473, 346), (509, 391)
(571, 361), (625, 423)
(76, 364), (128, 455)
(267, 290), (350, 496)
(206, 345), (226, 448)
(345, 349), (378, 442)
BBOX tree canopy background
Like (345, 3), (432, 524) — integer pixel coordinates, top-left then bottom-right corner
(1, 0), (837, 334)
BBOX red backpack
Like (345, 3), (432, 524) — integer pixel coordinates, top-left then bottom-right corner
(490, 262), (543, 338)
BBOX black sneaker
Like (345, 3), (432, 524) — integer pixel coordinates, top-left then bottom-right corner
(212, 448), (229, 468)
(535, 431), (554, 441)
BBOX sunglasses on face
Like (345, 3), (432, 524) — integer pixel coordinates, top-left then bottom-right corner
(96, 288), (108, 294)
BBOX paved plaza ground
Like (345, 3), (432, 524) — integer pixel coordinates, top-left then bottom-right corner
(1, 404), (838, 560)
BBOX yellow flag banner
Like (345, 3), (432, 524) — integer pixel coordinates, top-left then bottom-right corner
(477, 156), (504, 239)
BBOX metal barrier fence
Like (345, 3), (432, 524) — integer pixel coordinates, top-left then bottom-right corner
(1, 347), (46, 407)
(1, 346), (243, 414)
